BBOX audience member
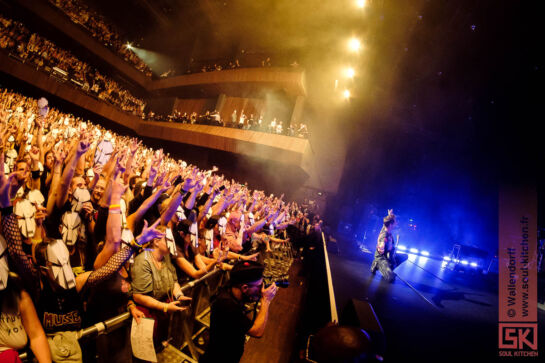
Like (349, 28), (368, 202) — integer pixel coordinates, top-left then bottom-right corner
(0, 89), (313, 361)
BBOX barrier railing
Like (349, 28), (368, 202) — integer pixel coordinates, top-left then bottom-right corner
(19, 244), (299, 362)
(19, 267), (227, 362)
(263, 240), (295, 285)
(322, 231), (338, 323)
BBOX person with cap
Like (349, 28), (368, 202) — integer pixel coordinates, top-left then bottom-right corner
(200, 260), (278, 363)
(369, 209), (407, 282)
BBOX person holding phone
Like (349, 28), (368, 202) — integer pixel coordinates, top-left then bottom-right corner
(200, 260), (277, 363)
(130, 224), (192, 350)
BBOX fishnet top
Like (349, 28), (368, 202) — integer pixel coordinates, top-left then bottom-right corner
(1, 211), (136, 291)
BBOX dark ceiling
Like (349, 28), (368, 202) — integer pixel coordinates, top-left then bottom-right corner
(89, 0), (370, 71)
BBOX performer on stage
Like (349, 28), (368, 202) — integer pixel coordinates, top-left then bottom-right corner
(370, 209), (407, 282)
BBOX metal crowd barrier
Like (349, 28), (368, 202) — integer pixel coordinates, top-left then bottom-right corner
(19, 242), (300, 362)
(263, 240), (295, 285)
(19, 267), (228, 362)
(322, 231), (339, 323)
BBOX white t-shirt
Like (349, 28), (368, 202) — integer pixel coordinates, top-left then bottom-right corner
(0, 310), (28, 352)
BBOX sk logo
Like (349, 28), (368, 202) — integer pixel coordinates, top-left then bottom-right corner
(499, 323), (538, 350)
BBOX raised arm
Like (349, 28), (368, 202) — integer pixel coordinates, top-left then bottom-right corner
(79, 219), (164, 292)
(93, 174), (126, 269)
(174, 250), (219, 280)
(45, 148), (64, 215)
(247, 284), (278, 338)
(56, 135), (90, 208)
(246, 210), (277, 236)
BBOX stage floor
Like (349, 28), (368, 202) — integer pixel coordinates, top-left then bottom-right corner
(328, 238), (545, 362)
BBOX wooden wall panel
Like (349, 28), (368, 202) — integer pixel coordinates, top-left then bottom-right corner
(149, 67), (306, 96)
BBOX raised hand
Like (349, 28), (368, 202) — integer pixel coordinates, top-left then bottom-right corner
(93, 163), (104, 177)
(76, 134), (91, 155)
(53, 147), (66, 165)
(153, 171), (167, 189)
(129, 138), (141, 154)
(147, 165), (158, 184)
(181, 174), (197, 191)
(111, 174), (128, 197)
(29, 145), (40, 163)
(136, 219), (165, 247)
(114, 152), (127, 177)
(0, 171), (20, 208)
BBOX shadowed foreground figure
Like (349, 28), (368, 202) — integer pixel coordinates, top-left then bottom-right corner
(370, 210), (407, 282)
(307, 325), (372, 363)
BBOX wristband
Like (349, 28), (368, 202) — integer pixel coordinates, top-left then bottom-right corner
(31, 170), (41, 179)
(163, 303), (168, 313)
(130, 238), (151, 250)
(109, 204), (121, 214)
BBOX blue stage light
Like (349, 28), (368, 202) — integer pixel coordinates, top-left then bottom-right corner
(461, 260), (469, 265)
(409, 248), (419, 254)
(420, 251), (430, 256)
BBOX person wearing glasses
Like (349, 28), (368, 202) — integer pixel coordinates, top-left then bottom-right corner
(200, 260), (277, 363)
